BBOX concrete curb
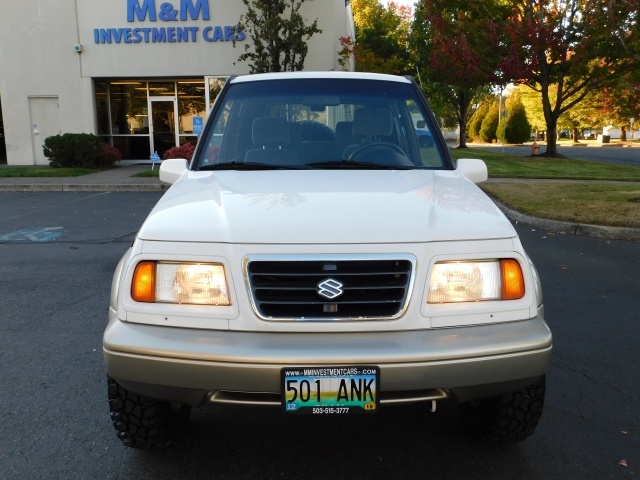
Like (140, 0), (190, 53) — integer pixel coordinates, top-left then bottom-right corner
(0, 184), (167, 192)
(493, 199), (640, 242)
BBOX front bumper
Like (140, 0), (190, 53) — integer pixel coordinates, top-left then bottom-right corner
(103, 310), (552, 406)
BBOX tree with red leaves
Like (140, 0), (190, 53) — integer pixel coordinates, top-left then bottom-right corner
(411, 0), (512, 148)
(499, 0), (637, 155)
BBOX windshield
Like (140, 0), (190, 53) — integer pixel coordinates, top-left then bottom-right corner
(194, 78), (450, 170)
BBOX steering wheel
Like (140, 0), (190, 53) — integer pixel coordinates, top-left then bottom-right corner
(348, 142), (412, 166)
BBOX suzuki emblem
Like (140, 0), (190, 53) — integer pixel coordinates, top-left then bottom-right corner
(317, 278), (344, 299)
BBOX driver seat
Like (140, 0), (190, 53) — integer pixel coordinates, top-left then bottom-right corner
(245, 117), (300, 165)
(342, 108), (394, 159)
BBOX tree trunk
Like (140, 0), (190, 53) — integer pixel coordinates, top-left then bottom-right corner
(456, 91), (469, 148)
(458, 116), (468, 148)
(545, 125), (558, 154)
(540, 86), (559, 156)
(621, 126), (627, 141)
(539, 70), (563, 156)
(572, 127), (580, 143)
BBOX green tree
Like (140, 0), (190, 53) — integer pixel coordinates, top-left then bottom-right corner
(612, 0), (640, 66)
(518, 82), (606, 143)
(350, 0), (412, 75)
(467, 100), (491, 141)
(411, 0), (511, 147)
(234, 0), (321, 73)
(498, 95), (531, 144)
(516, 84), (545, 135)
(500, 0), (636, 155)
(479, 100), (500, 143)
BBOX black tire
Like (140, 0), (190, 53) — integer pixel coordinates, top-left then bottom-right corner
(459, 376), (546, 443)
(107, 375), (191, 449)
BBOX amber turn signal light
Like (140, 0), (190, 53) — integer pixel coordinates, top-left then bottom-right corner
(501, 259), (525, 300)
(132, 261), (156, 303)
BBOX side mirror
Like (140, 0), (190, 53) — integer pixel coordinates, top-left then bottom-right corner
(159, 158), (189, 184)
(456, 158), (488, 184)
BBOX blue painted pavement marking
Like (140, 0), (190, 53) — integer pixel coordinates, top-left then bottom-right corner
(0, 227), (64, 242)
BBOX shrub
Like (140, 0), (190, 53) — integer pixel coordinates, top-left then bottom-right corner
(479, 101), (500, 143)
(102, 143), (122, 164)
(43, 133), (116, 168)
(163, 142), (196, 160)
(495, 97), (532, 144)
(468, 101), (490, 141)
(503, 101), (532, 144)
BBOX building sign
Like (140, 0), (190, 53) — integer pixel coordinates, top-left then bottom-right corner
(93, 0), (245, 44)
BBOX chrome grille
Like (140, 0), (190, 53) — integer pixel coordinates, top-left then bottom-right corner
(245, 256), (414, 320)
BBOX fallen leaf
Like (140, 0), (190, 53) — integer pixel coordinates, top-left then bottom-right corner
(619, 459), (628, 467)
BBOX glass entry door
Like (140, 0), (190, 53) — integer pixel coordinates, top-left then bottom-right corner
(150, 97), (178, 158)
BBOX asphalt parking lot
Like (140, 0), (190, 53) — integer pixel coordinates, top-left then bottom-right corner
(0, 191), (638, 479)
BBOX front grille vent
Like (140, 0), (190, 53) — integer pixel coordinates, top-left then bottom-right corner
(246, 257), (413, 320)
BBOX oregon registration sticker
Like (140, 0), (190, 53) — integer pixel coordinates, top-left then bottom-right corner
(281, 366), (379, 414)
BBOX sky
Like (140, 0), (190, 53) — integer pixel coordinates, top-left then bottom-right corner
(382, 0), (415, 9)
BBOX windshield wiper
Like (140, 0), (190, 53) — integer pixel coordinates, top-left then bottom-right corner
(308, 160), (415, 170)
(199, 162), (308, 171)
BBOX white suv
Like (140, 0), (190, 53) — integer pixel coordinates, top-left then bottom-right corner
(104, 72), (552, 448)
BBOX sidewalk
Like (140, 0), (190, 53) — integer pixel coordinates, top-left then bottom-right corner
(0, 163), (639, 241)
(0, 164), (167, 192)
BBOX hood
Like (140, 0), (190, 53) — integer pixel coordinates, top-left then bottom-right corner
(137, 170), (515, 244)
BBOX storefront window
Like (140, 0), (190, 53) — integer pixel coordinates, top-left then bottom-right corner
(95, 82), (110, 135)
(109, 82), (147, 135)
(148, 82), (176, 97)
(112, 136), (152, 160)
(178, 80), (206, 142)
(208, 77), (226, 102)
(206, 77), (228, 114)
(94, 79), (215, 160)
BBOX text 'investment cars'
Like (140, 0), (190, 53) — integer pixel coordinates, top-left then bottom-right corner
(104, 72), (551, 448)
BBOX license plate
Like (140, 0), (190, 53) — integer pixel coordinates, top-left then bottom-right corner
(281, 366), (379, 414)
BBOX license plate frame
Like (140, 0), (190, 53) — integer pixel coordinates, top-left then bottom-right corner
(281, 366), (379, 414)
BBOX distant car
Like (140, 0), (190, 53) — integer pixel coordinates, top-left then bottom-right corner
(584, 132), (596, 140)
(415, 128), (435, 147)
(104, 71), (551, 448)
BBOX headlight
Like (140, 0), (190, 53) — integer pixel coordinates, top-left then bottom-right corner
(427, 259), (524, 304)
(131, 261), (230, 305)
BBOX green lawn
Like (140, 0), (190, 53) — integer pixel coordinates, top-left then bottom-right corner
(132, 169), (159, 177)
(448, 147), (640, 181)
(0, 166), (97, 177)
(446, 147), (640, 229)
(481, 182), (640, 228)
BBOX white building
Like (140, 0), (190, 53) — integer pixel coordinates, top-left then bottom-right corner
(0, 0), (355, 165)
